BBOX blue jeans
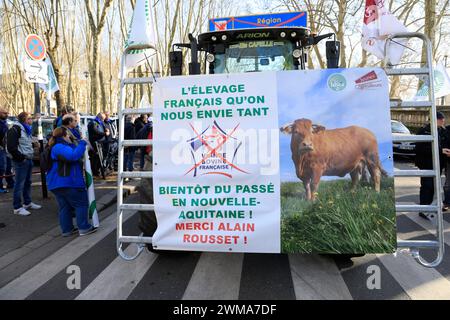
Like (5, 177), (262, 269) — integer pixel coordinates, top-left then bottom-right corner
(0, 149), (14, 188)
(12, 159), (33, 210)
(52, 188), (92, 234)
(124, 149), (135, 172)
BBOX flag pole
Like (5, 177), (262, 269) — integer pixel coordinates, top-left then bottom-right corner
(82, 124), (99, 228)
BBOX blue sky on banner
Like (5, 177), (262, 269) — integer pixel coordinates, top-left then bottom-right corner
(277, 69), (394, 182)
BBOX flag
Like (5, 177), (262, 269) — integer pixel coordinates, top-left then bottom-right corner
(81, 124), (100, 228)
(38, 57), (60, 95)
(125, 0), (158, 71)
(414, 64), (450, 101)
(362, 0), (408, 65)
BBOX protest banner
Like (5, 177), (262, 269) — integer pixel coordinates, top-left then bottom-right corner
(152, 69), (396, 254)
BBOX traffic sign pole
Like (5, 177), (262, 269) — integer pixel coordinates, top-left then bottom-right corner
(34, 83), (48, 199)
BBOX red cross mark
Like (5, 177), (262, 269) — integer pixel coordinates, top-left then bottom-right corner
(184, 123), (249, 177)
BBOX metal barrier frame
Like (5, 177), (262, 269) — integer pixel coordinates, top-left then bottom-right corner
(385, 32), (445, 268)
(117, 45), (156, 261)
(116, 35), (445, 267)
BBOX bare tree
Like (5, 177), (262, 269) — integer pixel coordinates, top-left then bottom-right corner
(84, 0), (113, 114)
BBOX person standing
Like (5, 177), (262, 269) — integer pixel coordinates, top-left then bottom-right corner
(88, 112), (108, 177)
(62, 114), (82, 145)
(415, 112), (449, 219)
(0, 108), (14, 193)
(6, 112), (42, 216)
(46, 127), (97, 237)
(134, 114), (148, 171)
(124, 116), (136, 173)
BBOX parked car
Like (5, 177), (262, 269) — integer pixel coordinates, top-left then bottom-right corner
(392, 120), (415, 157)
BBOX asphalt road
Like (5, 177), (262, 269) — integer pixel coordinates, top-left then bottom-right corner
(1, 158), (450, 300)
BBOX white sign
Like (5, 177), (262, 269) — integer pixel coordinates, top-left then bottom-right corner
(23, 59), (48, 77)
(152, 73), (281, 253)
(151, 69), (397, 255)
(25, 72), (49, 84)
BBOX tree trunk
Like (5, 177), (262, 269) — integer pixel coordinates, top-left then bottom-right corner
(91, 32), (100, 114)
(99, 70), (108, 112)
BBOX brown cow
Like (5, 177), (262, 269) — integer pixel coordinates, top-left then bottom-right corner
(280, 119), (383, 201)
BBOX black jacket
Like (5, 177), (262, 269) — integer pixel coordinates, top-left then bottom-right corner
(134, 117), (146, 135)
(124, 121), (136, 151)
(415, 124), (449, 170)
(88, 120), (106, 144)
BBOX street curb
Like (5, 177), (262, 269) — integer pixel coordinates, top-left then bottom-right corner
(0, 182), (139, 273)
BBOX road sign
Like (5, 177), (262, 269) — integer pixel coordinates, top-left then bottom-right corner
(25, 34), (46, 61)
(23, 59), (48, 77)
(209, 12), (308, 32)
(25, 72), (49, 84)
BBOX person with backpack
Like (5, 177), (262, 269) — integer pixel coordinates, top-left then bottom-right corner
(88, 112), (108, 177)
(0, 108), (14, 193)
(6, 112), (41, 216)
(46, 127), (97, 237)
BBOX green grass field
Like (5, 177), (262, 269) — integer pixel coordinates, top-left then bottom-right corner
(281, 178), (397, 254)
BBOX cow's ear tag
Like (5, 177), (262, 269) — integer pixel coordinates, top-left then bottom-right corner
(280, 123), (293, 135)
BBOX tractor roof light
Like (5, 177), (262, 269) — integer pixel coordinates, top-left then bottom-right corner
(206, 53), (215, 63)
(291, 32), (297, 38)
(293, 49), (302, 59)
(221, 35), (227, 41)
(211, 36), (217, 41)
(280, 32), (286, 38)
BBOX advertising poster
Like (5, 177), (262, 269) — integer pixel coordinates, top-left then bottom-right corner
(152, 68), (397, 254)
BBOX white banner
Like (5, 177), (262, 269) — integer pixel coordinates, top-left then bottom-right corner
(152, 69), (396, 255)
(38, 57), (60, 95)
(125, 0), (158, 71)
(414, 64), (450, 101)
(362, 0), (408, 64)
(153, 73), (281, 253)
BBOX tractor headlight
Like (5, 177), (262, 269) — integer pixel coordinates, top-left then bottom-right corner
(291, 32), (297, 38)
(293, 49), (302, 59)
(211, 36), (217, 41)
(206, 53), (215, 63)
(221, 35), (227, 41)
(280, 32), (286, 38)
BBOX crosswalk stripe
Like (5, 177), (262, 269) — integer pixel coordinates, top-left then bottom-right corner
(182, 253), (244, 300)
(377, 252), (450, 300)
(76, 247), (158, 300)
(25, 214), (140, 300)
(338, 254), (410, 300)
(288, 254), (352, 300)
(0, 210), (135, 300)
(127, 252), (201, 300)
(239, 254), (295, 300)
(399, 212), (450, 246)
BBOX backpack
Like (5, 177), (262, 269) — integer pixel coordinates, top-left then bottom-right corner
(40, 145), (54, 172)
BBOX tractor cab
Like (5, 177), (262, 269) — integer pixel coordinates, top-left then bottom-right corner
(170, 26), (340, 75)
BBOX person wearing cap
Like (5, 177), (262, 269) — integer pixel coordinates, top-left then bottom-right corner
(415, 112), (449, 219)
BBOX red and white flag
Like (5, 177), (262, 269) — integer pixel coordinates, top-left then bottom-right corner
(362, 0), (408, 64)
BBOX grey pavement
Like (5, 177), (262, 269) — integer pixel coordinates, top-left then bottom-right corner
(0, 167), (138, 288)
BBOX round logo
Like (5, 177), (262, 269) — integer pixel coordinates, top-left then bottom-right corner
(25, 34), (46, 61)
(328, 74), (347, 92)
